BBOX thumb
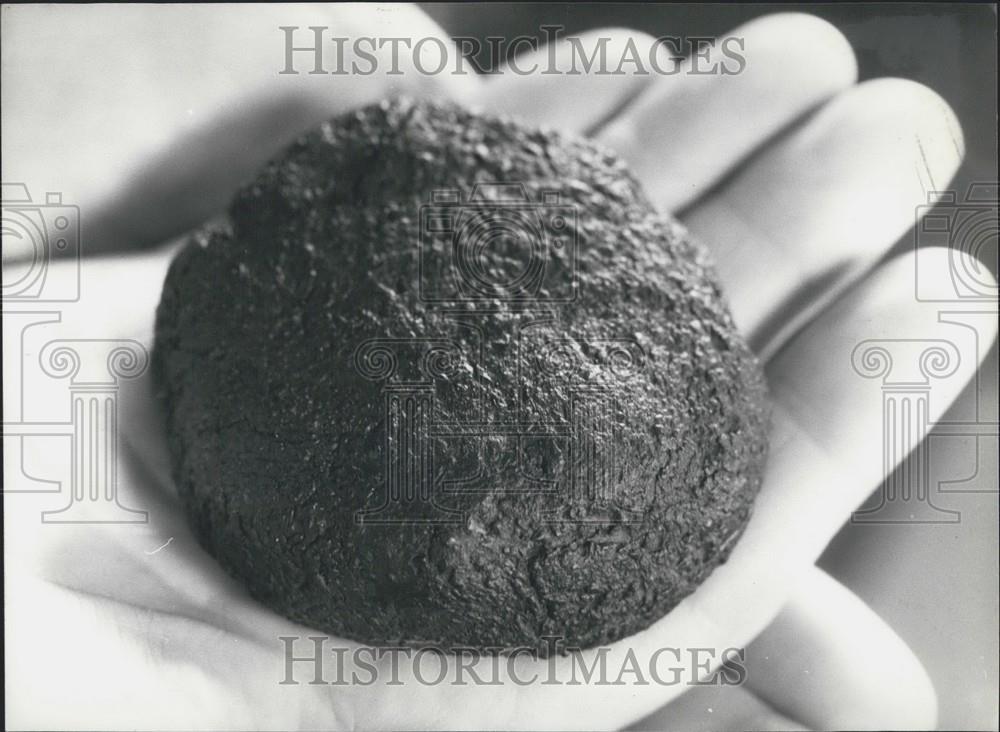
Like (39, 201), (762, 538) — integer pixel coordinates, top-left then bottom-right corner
(744, 566), (937, 730)
(4, 4), (479, 259)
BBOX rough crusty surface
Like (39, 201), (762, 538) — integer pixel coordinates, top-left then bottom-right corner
(154, 98), (769, 652)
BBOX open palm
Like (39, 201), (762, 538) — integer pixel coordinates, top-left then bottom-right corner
(5, 6), (991, 730)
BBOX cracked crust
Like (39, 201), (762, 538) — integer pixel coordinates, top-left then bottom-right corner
(153, 98), (770, 652)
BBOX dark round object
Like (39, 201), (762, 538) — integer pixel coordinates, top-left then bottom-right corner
(153, 98), (769, 652)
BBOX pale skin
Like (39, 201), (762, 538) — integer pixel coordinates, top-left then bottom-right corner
(3, 5), (994, 730)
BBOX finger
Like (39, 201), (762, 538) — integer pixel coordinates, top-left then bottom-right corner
(87, 5), (481, 256)
(3, 4), (479, 258)
(759, 247), (997, 547)
(632, 247), (1000, 714)
(596, 12), (857, 212)
(683, 78), (965, 355)
(746, 567), (937, 730)
(472, 29), (664, 134)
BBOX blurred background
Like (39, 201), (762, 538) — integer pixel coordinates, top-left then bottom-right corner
(423, 4), (998, 729)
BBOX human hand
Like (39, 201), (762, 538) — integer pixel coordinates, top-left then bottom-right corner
(4, 6), (992, 730)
